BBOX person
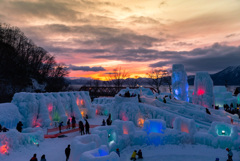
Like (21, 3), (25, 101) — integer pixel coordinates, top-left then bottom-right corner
(106, 114), (112, 126)
(137, 149), (143, 159)
(0, 123), (2, 132)
(40, 154), (46, 161)
(116, 148), (120, 157)
(72, 116), (76, 129)
(226, 148), (233, 161)
(85, 114), (88, 119)
(102, 119), (106, 126)
(30, 154), (38, 161)
(65, 144), (71, 161)
(79, 121), (85, 135)
(206, 108), (211, 115)
(215, 158), (219, 161)
(67, 119), (70, 129)
(2, 126), (9, 132)
(124, 91), (130, 97)
(59, 121), (63, 133)
(130, 150), (137, 161)
(85, 119), (90, 134)
(16, 121), (23, 132)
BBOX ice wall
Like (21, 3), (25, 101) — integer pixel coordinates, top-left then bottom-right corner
(12, 91), (92, 127)
(192, 72), (214, 108)
(214, 86), (237, 108)
(0, 103), (22, 128)
(172, 64), (189, 102)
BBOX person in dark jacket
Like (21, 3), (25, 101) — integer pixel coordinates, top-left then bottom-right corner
(40, 154), (46, 161)
(116, 148), (120, 157)
(106, 114), (112, 126)
(102, 119), (106, 126)
(85, 120), (90, 134)
(30, 154), (38, 161)
(67, 119), (70, 129)
(16, 121), (23, 132)
(72, 116), (76, 129)
(59, 121), (63, 133)
(0, 124), (2, 132)
(65, 144), (71, 161)
(226, 148), (233, 161)
(137, 149), (143, 159)
(79, 121), (85, 135)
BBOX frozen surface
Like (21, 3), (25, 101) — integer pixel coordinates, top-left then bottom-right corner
(172, 64), (189, 102)
(192, 72), (214, 108)
(0, 103), (22, 128)
(214, 86), (237, 108)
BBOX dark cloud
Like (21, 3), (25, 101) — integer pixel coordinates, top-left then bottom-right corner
(68, 65), (106, 72)
(150, 43), (240, 73)
(225, 33), (240, 38)
(173, 42), (193, 46)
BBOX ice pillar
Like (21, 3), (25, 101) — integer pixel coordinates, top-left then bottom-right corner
(172, 64), (189, 102)
(192, 72), (214, 108)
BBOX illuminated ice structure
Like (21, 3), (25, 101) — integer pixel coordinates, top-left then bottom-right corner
(172, 64), (189, 102)
(192, 72), (214, 108)
(80, 145), (120, 161)
(214, 86), (237, 108)
(11, 91), (93, 127)
(143, 119), (166, 134)
(238, 93), (240, 104)
(0, 103), (22, 128)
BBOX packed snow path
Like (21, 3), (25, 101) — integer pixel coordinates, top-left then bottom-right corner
(120, 145), (240, 161)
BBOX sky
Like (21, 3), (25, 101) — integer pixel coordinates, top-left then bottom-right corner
(0, 0), (240, 80)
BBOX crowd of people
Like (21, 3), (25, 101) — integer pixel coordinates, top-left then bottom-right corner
(58, 116), (91, 135)
(224, 103), (240, 117)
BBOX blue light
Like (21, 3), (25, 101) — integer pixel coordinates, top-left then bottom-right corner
(98, 148), (108, 156)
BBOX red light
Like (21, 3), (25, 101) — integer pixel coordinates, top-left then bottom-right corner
(0, 144), (9, 155)
(181, 123), (189, 133)
(197, 89), (205, 95)
(123, 125), (128, 134)
(121, 112), (128, 121)
(48, 104), (53, 112)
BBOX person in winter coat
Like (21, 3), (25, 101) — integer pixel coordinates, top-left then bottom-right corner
(79, 121), (85, 135)
(0, 124), (2, 132)
(137, 149), (143, 159)
(59, 121), (63, 133)
(30, 154), (38, 161)
(102, 119), (106, 126)
(72, 116), (76, 129)
(130, 150), (137, 161)
(16, 121), (23, 132)
(226, 148), (233, 161)
(116, 148), (120, 157)
(40, 154), (46, 161)
(65, 144), (71, 161)
(85, 120), (90, 134)
(67, 119), (70, 129)
(106, 114), (112, 126)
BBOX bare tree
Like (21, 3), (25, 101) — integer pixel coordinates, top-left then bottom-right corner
(107, 67), (129, 91)
(147, 69), (168, 94)
(163, 70), (172, 93)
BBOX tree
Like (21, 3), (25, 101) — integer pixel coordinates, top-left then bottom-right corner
(107, 67), (129, 91)
(125, 76), (139, 88)
(147, 69), (168, 94)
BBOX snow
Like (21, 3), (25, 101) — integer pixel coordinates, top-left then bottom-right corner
(172, 64), (189, 102)
(214, 86), (237, 108)
(1, 85), (240, 161)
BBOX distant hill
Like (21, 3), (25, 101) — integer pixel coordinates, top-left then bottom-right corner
(70, 66), (240, 86)
(188, 66), (240, 85)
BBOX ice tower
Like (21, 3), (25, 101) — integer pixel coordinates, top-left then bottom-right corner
(192, 72), (214, 108)
(172, 64), (189, 102)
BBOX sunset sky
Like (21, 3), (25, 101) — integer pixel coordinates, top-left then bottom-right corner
(0, 0), (240, 80)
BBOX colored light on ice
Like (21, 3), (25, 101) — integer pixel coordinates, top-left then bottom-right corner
(0, 144), (9, 154)
(197, 89), (205, 95)
(48, 104), (53, 112)
(174, 89), (179, 95)
(123, 126), (128, 134)
(98, 148), (108, 156)
(81, 111), (85, 117)
(222, 130), (225, 134)
(120, 112), (128, 121)
(181, 123), (189, 133)
(138, 118), (144, 127)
